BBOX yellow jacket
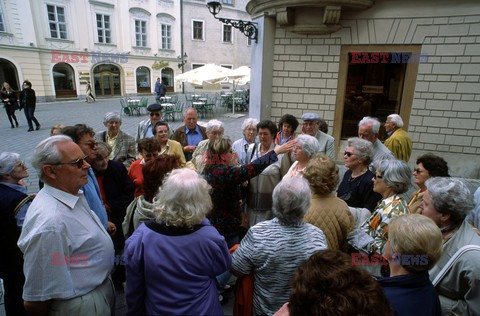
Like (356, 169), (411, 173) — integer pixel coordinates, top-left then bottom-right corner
(160, 139), (186, 167)
(384, 128), (412, 162)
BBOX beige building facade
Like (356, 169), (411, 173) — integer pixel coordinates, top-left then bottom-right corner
(0, 0), (251, 101)
(247, 0), (480, 178)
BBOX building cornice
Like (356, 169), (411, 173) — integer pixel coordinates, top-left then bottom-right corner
(156, 13), (176, 20)
(246, 0), (373, 34)
(129, 7), (152, 16)
(88, 0), (115, 8)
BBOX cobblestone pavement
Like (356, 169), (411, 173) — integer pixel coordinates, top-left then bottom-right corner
(0, 95), (245, 194)
(0, 95), (242, 316)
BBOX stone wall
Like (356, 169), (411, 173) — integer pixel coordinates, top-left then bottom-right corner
(269, 2), (480, 178)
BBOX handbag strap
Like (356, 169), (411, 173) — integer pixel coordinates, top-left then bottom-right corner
(432, 244), (480, 286)
(14, 194), (35, 216)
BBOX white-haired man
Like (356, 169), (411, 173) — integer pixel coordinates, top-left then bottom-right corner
(172, 107), (207, 161)
(301, 113), (335, 159)
(358, 116), (394, 167)
(384, 114), (412, 162)
(17, 135), (114, 316)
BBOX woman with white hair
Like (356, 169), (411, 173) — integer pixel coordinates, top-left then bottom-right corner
(232, 177), (328, 315)
(232, 117), (258, 164)
(0, 152), (32, 315)
(337, 137), (382, 212)
(377, 214), (443, 315)
(420, 177), (480, 315)
(283, 134), (320, 178)
(124, 168), (231, 315)
(189, 119), (224, 173)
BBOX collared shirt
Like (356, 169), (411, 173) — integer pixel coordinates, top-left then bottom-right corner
(145, 120), (155, 139)
(185, 125), (203, 161)
(232, 137), (254, 165)
(279, 132), (292, 144)
(17, 184), (114, 301)
(82, 168), (108, 228)
(0, 181), (30, 227)
(106, 132), (118, 160)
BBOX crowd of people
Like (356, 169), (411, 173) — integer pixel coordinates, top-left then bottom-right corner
(1, 101), (480, 316)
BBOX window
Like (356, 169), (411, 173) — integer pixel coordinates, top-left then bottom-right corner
(192, 63), (205, 70)
(135, 20), (147, 47)
(333, 45), (420, 145)
(222, 0), (233, 4)
(136, 67), (151, 93)
(223, 24), (232, 43)
(0, 5), (5, 32)
(161, 24), (171, 49)
(47, 4), (67, 39)
(192, 20), (204, 40)
(96, 14), (111, 44)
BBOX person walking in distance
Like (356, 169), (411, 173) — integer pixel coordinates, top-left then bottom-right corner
(86, 80), (95, 103)
(20, 80), (41, 132)
(1, 82), (19, 128)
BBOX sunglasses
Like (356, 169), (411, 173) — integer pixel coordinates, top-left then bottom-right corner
(149, 112), (161, 117)
(344, 151), (354, 157)
(374, 174), (383, 179)
(55, 155), (88, 169)
(80, 141), (97, 149)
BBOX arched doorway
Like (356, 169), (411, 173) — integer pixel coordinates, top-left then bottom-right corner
(136, 66), (151, 93)
(52, 63), (77, 98)
(161, 67), (174, 92)
(93, 64), (122, 97)
(0, 58), (20, 91)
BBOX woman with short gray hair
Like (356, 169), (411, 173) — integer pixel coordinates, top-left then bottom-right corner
(361, 159), (411, 255)
(337, 137), (382, 212)
(421, 177), (480, 315)
(283, 134), (320, 178)
(189, 119), (225, 173)
(232, 177), (328, 315)
(0, 151), (33, 315)
(124, 168), (231, 315)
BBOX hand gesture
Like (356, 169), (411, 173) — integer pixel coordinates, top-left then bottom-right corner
(274, 140), (297, 155)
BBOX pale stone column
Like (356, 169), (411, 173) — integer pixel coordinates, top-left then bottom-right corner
(249, 15), (276, 121)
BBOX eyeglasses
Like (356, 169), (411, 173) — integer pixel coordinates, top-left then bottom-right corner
(374, 174), (383, 179)
(413, 168), (424, 174)
(55, 155), (88, 169)
(344, 151), (354, 157)
(149, 112), (161, 117)
(80, 141), (97, 149)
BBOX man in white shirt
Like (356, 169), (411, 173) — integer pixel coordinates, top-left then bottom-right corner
(358, 116), (394, 167)
(17, 135), (115, 316)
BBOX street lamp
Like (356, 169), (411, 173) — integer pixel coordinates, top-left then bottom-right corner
(206, 1), (258, 43)
(178, 52), (188, 69)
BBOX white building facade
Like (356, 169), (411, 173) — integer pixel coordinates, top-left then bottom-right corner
(247, 0), (480, 178)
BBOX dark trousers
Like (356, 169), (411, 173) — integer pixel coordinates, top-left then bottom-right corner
(24, 106), (40, 130)
(4, 104), (18, 127)
(2, 273), (27, 316)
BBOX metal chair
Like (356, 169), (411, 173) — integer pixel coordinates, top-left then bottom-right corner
(120, 98), (133, 116)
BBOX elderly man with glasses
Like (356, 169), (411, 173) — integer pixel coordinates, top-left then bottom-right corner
(95, 112), (136, 169)
(17, 135), (115, 316)
(300, 113), (335, 160)
(136, 103), (170, 142)
(61, 124), (115, 234)
(173, 107), (207, 161)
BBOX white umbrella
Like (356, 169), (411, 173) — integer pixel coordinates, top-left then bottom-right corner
(175, 64), (234, 86)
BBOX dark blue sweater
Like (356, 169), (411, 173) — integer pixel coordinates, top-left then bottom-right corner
(377, 271), (441, 316)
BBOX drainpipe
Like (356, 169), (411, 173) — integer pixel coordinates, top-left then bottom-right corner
(180, 0), (185, 93)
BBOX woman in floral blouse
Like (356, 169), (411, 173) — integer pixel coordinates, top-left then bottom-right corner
(362, 159), (412, 256)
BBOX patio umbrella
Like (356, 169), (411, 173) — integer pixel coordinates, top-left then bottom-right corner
(175, 64), (234, 86)
(207, 66), (251, 115)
